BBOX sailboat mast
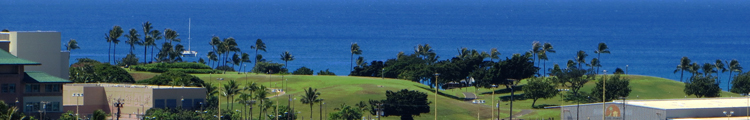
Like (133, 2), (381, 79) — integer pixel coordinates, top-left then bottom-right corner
(188, 18), (191, 51)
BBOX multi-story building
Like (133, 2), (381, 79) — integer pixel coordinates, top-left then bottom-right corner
(62, 83), (206, 120)
(0, 48), (72, 119)
(0, 31), (70, 79)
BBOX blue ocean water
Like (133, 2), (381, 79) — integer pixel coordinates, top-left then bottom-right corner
(2, 0), (750, 90)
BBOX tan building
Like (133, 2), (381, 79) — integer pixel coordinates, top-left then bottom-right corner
(0, 49), (72, 119)
(0, 31), (70, 79)
(62, 83), (206, 120)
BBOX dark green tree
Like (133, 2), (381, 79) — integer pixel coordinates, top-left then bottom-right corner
(163, 28), (180, 44)
(0, 101), (26, 120)
(702, 63), (716, 77)
(591, 74), (632, 101)
(381, 89), (431, 120)
(552, 68), (594, 94)
(222, 80), (240, 110)
(92, 109), (108, 120)
(107, 25), (124, 64)
(575, 50), (588, 69)
(674, 57), (692, 82)
(540, 43), (555, 76)
(300, 87), (322, 120)
(141, 22), (153, 63)
(293, 66), (314, 75)
(318, 69), (337, 75)
(65, 39), (80, 52)
(522, 77), (559, 107)
(329, 103), (362, 120)
(588, 58), (601, 72)
(136, 70), (204, 86)
(731, 72), (750, 94)
(684, 75), (721, 98)
(59, 111), (77, 120)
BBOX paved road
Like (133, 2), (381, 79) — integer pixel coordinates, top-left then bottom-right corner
(462, 92), (477, 100)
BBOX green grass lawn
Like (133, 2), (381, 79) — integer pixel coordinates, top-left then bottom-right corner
(130, 71), (742, 120)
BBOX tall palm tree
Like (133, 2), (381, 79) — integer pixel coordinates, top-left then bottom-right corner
(300, 87), (322, 120)
(589, 58), (601, 71)
(688, 62), (701, 77)
(255, 85), (269, 120)
(539, 42), (555, 75)
(280, 51), (295, 73)
(575, 50), (588, 69)
(715, 59), (727, 80)
(243, 82), (259, 120)
(674, 57), (691, 82)
(236, 93), (253, 120)
(594, 42), (610, 74)
(414, 44), (435, 60)
(251, 39), (267, 71)
(350, 43), (362, 72)
(142, 21), (153, 63)
(531, 41), (542, 67)
(489, 48), (500, 62)
(701, 63), (716, 76)
(109, 26), (124, 64)
(221, 37), (239, 67)
(164, 28), (180, 44)
(567, 60), (576, 69)
(150, 30), (163, 62)
(356, 56), (366, 67)
(232, 53), (241, 70)
(727, 59), (743, 89)
(124, 29), (141, 54)
(208, 51), (218, 68)
(65, 39), (80, 52)
(222, 80), (240, 110)
(240, 53), (251, 72)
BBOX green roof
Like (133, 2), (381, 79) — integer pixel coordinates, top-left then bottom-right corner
(0, 49), (40, 65)
(23, 71), (71, 83)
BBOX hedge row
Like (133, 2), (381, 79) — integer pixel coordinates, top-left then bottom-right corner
(133, 66), (216, 74)
(140, 62), (212, 69)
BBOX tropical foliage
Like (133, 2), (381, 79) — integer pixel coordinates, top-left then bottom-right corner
(684, 75), (721, 98)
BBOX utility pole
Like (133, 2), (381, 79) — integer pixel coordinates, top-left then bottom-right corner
(602, 70), (607, 120)
(434, 73), (440, 120)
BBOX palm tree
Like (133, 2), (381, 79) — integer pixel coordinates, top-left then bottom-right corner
(222, 80), (240, 110)
(589, 58), (601, 72)
(65, 39), (80, 51)
(221, 37), (239, 67)
(701, 63), (716, 77)
(567, 60), (576, 69)
(208, 51), (218, 68)
(540, 42), (555, 75)
(688, 62), (701, 77)
(250, 39), (266, 70)
(356, 56), (365, 67)
(242, 82), (259, 120)
(124, 29), (141, 54)
(715, 59), (727, 80)
(594, 42), (610, 74)
(280, 51), (295, 73)
(489, 48), (500, 62)
(300, 87), (322, 120)
(727, 59), (743, 89)
(164, 28), (180, 44)
(532, 41), (542, 67)
(109, 26), (124, 64)
(232, 53), (241, 70)
(255, 85), (269, 120)
(149, 30), (163, 62)
(142, 21), (153, 63)
(240, 53), (251, 72)
(414, 44), (435, 60)
(236, 93), (253, 120)
(674, 57), (691, 82)
(350, 43), (363, 72)
(575, 50), (588, 69)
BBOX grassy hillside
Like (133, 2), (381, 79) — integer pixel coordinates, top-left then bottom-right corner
(129, 71), (742, 120)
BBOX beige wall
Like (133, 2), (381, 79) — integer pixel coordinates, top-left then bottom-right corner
(8, 31), (68, 79)
(63, 84), (206, 119)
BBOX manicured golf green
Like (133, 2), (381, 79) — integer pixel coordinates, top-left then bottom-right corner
(130, 71), (741, 120)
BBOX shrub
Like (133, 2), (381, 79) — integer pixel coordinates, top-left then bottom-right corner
(216, 65), (235, 72)
(137, 70), (205, 86)
(120, 53), (139, 67)
(293, 66), (314, 75)
(252, 62), (284, 73)
(317, 69), (336, 75)
(132, 62), (215, 73)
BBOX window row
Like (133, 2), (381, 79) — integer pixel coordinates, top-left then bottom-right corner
(1, 84), (16, 93)
(24, 101), (61, 112)
(22, 84), (61, 93)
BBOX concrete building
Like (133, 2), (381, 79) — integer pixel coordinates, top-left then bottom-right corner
(0, 49), (72, 119)
(0, 31), (70, 79)
(62, 83), (206, 120)
(558, 97), (750, 120)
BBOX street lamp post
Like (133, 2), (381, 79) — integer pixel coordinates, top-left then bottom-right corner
(723, 111), (734, 120)
(113, 99), (124, 120)
(602, 70), (607, 120)
(434, 73), (440, 120)
(381, 68), (384, 80)
(73, 93), (84, 119)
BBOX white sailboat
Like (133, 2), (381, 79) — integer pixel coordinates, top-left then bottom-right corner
(182, 18), (198, 57)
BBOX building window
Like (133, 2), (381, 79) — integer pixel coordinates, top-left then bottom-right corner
(154, 99), (165, 108)
(166, 99), (177, 108)
(1, 84), (7, 93)
(45, 84), (60, 92)
(182, 99), (193, 109)
(25, 102), (39, 112)
(8, 84), (15, 93)
(45, 102), (60, 112)
(25, 84), (40, 93)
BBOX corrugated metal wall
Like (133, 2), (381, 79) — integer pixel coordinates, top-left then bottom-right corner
(562, 103), (666, 120)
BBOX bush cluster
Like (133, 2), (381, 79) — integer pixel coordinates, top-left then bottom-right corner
(133, 62), (216, 73)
